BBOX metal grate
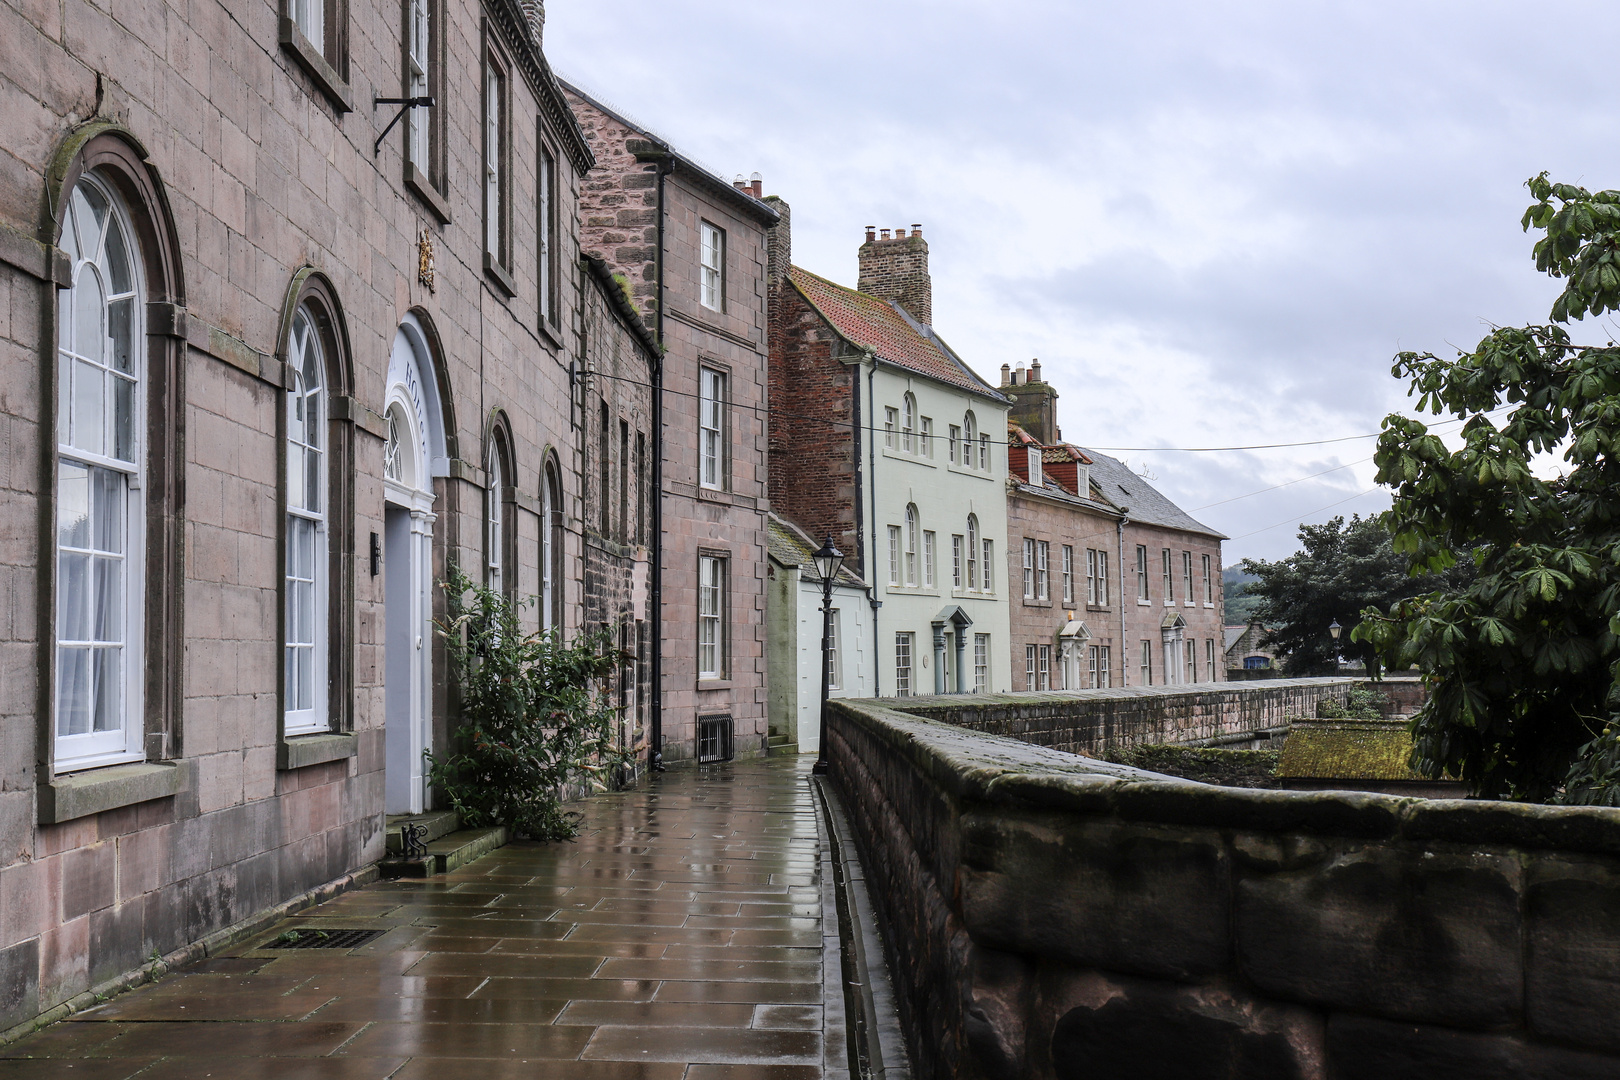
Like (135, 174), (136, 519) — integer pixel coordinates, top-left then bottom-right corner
(266, 927), (387, 950)
(697, 715), (734, 763)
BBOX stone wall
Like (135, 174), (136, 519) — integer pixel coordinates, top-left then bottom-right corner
(898, 678), (1366, 755)
(826, 696), (1620, 1079)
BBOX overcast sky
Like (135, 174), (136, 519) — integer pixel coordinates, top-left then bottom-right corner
(550, 0), (1620, 564)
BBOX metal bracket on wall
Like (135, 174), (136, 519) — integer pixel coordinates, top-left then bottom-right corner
(373, 96), (434, 155)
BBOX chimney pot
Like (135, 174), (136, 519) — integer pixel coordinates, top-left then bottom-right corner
(864, 226), (876, 242)
(1030, 358), (1043, 382)
(733, 175), (747, 190)
(912, 223), (922, 235)
(880, 229), (891, 240)
(1000, 363), (1011, 386)
(749, 172), (763, 198)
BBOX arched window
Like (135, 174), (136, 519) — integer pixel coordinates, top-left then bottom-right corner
(284, 305), (329, 735)
(905, 504), (919, 586)
(485, 426), (512, 597)
(55, 173), (146, 769)
(963, 412), (977, 469)
(966, 514), (980, 591)
(902, 393), (916, 454)
(542, 457), (563, 632)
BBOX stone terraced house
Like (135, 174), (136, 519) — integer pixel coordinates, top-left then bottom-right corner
(1002, 362), (1227, 690)
(0, 0), (655, 1035)
(770, 223), (1013, 699)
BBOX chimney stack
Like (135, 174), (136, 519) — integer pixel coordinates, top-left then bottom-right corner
(765, 195), (792, 288)
(1008, 358), (1060, 443)
(1000, 362), (1011, 386)
(857, 220), (932, 325)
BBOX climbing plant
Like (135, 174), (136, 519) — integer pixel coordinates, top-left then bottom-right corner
(426, 564), (634, 841)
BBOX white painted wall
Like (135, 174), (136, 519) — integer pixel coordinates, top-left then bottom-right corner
(795, 579), (872, 753)
(863, 362), (1012, 697)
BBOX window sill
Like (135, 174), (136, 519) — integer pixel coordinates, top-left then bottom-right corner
(1137, 600), (1153, 607)
(537, 317), (563, 351)
(697, 679), (733, 691)
(38, 760), (192, 824)
(279, 18), (353, 112)
(279, 732), (358, 770)
(484, 253), (517, 298)
(406, 163), (451, 224)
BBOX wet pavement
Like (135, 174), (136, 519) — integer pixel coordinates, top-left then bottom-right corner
(0, 756), (845, 1079)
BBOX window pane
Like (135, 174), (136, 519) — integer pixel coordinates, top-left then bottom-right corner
(305, 439), (321, 514)
(59, 462), (89, 549)
(287, 444), (305, 510)
(111, 374), (135, 462)
(93, 647), (121, 732)
(58, 552), (89, 640)
(108, 296), (135, 374)
(92, 556), (122, 641)
(74, 267), (105, 365)
(57, 647), (92, 736)
(73, 183), (108, 265)
(73, 358), (104, 456)
(92, 466), (124, 553)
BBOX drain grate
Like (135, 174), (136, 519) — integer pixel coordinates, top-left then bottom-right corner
(266, 927), (386, 950)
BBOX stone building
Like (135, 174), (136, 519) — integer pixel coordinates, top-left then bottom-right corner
(563, 84), (778, 764)
(0, 0), (598, 1034)
(770, 224), (1013, 698)
(1002, 362), (1227, 689)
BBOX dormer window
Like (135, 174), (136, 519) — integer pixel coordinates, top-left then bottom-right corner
(1027, 447), (1042, 486)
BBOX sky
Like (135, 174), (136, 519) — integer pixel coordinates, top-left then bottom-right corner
(547, 0), (1620, 564)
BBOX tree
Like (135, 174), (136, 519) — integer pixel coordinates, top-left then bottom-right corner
(1240, 515), (1462, 675)
(1355, 174), (1620, 802)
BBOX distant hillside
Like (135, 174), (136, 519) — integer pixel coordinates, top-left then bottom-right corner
(1223, 567), (1262, 625)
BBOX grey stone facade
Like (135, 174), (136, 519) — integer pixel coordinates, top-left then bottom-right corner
(0, 0), (595, 1035)
(563, 84), (778, 765)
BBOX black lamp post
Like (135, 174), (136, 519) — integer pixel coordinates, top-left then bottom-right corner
(811, 535), (844, 776)
(1328, 618), (1342, 671)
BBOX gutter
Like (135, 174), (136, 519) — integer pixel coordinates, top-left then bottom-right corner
(646, 150), (673, 770)
(865, 356), (881, 698)
(1117, 513), (1129, 687)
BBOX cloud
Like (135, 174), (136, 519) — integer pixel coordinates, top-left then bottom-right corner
(549, 0), (1620, 561)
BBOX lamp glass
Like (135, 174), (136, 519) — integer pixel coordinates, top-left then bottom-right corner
(812, 536), (844, 583)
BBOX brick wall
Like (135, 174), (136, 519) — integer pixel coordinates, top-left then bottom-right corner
(827, 696), (1620, 1080)
(857, 227), (931, 326)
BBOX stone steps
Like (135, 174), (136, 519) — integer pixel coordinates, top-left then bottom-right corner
(384, 810), (459, 855)
(380, 810), (510, 878)
(767, 732), (800, 757)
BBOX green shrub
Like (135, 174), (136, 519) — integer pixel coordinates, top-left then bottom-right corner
(1557, 724), (1620, 807)
(1316, 685), (1389, 720)
(426, 565), (634, 841)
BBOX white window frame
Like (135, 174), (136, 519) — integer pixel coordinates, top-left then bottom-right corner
(963, 413), (977, 468)
(1063, 545), (1074, 605)
(980, 432), (990, 471)
(948, 424), (961, 464)
(1203, 553), (1214, 604)
(1141, 640), (1153, 686)
(1097, 550), (1109, 606)
(1162, 548), (1174, 605)
(699, 367), (725, 490)
(55, 175), (147, 771)
(294, 0), (325, 53)
(1137, 544), (1150, 601)
(538, 141), (558, 326)
(483, 52), (506, 265)
(1025, 645), (1036, 690)
(974, 634), (989, 692)
(982, 539), (994, 593)
(1184, 550), (1195, 603)
(888, 525), (902, 586)
(700, 221), (725, 311)
(827, 608), (843, 691)
(406, 0), (429, 171)
(1085, 548), (1097, 605)
(1028, 447), (1042, 486)
(920, 417), (933, 458)
(1206, 638), (1216, 680)
(486, 444), (504, 594)
(902, 394), (916, 454)
(1036, 540), (1049, 601)
(698, 555), (725, 679)
(1022, 539), (1034, 600)
(923, 530), (936, 588)
(895, 633), (914, 697)
(952, 534), (963, 589)
(1038, 644), (1051, 691)
(966, 516), (979, 591)
(884, 407), (897, 449)
(284, 305), (329, 736)
(905, 505), (918, 586)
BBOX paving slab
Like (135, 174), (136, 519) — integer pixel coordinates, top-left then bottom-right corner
(0, 756), (872, 1076)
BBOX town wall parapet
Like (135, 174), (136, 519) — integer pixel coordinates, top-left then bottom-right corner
(826, 695), (1620, 1078)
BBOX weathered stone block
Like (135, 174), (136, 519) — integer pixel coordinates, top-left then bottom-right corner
(1326, 1013), (1620, 1080)
(1048, 976), (1318, 1080)
(1235, 848), (1522, 1027)
(0, 937), (40, 1033)
(960, 810), (1230, 980)
(1525, 855), (1620, 1052)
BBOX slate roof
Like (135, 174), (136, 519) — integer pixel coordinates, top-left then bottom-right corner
(787, 267), (1008, 403)
(1076, 449), (1228, 540)
(767, 513), (867, 588)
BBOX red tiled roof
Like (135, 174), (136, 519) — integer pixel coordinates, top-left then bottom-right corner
(788, 267), (1006, 401)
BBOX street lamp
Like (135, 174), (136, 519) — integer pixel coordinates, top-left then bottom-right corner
(811, 535), (844, 776)
(1328, 618), (1342, 641)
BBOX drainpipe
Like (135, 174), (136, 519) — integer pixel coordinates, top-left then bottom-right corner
(1117, 512), (1129, 687)
(649, 150), (673, 771)
(866, 358), (881, 697)
(932, 620), (946, 694)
